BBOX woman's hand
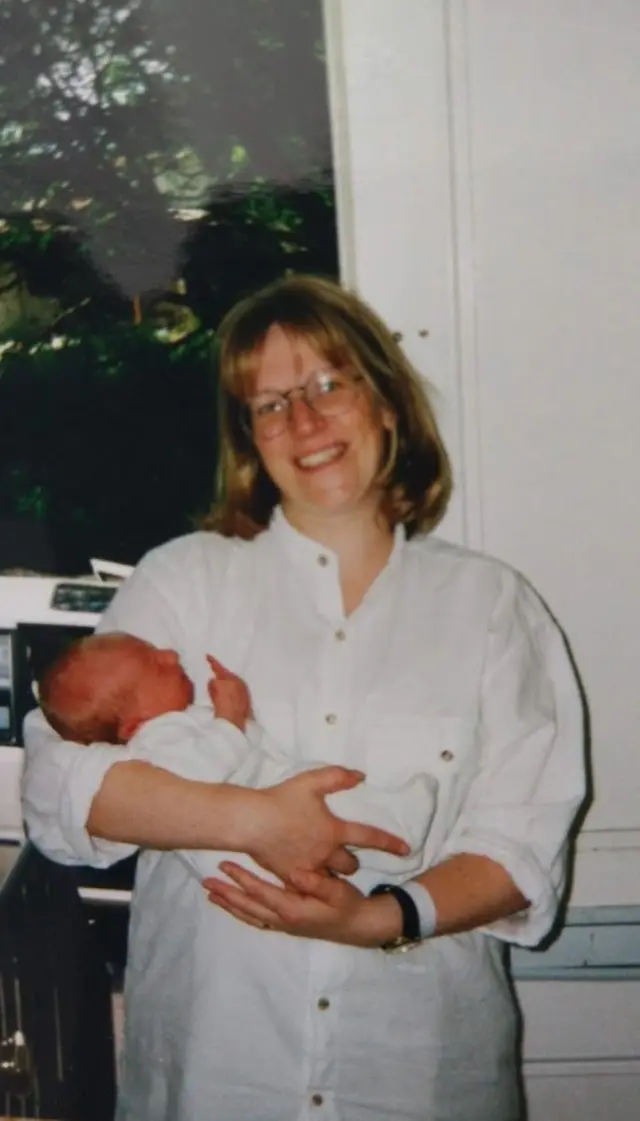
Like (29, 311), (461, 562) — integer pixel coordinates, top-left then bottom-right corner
(242, 767), (409, 882)
(203, 864), (404, 948)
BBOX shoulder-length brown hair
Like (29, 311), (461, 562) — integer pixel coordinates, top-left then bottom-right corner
(202, 274), (452, 539)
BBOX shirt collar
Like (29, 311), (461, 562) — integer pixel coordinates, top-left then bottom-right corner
(267, 504), (406, 614)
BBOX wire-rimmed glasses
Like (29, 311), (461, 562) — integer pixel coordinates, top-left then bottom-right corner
(242, 368), (364, 440)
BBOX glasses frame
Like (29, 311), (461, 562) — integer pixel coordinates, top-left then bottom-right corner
(241, 369), (365, 441)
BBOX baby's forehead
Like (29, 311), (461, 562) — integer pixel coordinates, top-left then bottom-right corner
(87, 633), (152, 665)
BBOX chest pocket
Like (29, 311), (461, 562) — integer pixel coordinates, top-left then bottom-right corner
(352, 710), (478, 790)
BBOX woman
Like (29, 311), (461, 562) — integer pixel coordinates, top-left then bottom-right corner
(23, 274), (585, 1120)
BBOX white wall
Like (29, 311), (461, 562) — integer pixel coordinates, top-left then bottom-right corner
(325, 0), (640, 907)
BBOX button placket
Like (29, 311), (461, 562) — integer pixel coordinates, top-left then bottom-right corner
(317, 615), (350, 745)
(312, 549), (344, 624)
(306, 944), (343, 1106)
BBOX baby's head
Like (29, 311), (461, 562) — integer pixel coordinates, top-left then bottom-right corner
(39, 632), (194, 745)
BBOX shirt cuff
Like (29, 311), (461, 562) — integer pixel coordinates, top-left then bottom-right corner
(59, 745), (139, 866)
(442, 829), (561, 947)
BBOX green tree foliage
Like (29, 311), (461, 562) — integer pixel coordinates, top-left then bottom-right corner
(0, 328), (218, 571)
(0, 0), (338, 570)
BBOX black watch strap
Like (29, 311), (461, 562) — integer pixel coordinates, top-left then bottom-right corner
(369, 883), (421, 942)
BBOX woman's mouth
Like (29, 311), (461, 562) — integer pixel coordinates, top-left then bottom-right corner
(295, 444), (346, 471)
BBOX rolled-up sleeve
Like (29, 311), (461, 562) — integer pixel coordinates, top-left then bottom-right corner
(21, 542), (201, 867)
(441, 570), (586, 946)
(22, 706), (138, 867)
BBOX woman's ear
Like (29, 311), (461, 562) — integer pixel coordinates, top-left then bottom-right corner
(381, 405), (397, 433)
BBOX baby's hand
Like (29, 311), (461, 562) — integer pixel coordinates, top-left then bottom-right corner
(206, 655), (252, 732)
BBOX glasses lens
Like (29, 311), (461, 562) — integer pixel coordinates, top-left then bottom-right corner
(247, 394), (288, 438)
(308, 370), (359, 416)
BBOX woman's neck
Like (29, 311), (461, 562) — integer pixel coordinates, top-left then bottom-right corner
(281, 500), (395, 615)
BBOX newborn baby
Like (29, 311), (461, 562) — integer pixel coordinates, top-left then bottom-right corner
(39, 632), (438, 885)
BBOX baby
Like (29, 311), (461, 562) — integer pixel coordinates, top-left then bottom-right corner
(39, 632), (438, 886)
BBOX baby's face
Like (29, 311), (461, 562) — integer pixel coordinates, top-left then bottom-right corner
(132, 642), (194, 719)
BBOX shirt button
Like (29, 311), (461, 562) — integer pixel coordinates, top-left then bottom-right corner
(440, 749), (454, 762)
(335, 629), (346, 641)
(311, 1094), (324, 1106)
(317, 997), (330, 1010)
(317, 554), (329, 567)
(325, 713), (337, 725)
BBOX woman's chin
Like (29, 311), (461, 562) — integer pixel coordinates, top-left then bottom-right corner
(289, 482), (381, 520)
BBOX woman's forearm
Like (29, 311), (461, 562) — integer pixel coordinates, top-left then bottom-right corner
(86, 761), (408, 884)
(414, 853), (529, 936)
(87, 760), (256, 851)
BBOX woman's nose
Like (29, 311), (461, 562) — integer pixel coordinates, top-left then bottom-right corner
(288, 395), (324, 434)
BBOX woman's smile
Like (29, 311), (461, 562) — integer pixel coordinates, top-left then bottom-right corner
(294, 442), (348, 471)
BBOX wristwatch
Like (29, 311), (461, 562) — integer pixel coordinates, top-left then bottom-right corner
(369, 883), (423, 953)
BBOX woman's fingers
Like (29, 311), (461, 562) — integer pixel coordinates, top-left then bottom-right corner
(212, 897), (279, 931)
(341, 821), (410, 857)
(302, 766), (366, 796)
(289, 869), (338, 903)
(206, 864), (297, 919)
(325, 847), (359, 876)
(205, 879), (282, 929)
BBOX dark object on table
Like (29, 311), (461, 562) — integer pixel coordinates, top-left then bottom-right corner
(0, 840), (117, 1120)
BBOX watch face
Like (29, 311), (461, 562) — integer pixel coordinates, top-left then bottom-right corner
(381, 936), (423, 955)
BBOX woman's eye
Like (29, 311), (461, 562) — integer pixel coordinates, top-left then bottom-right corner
(255, 398), (283, 417)
(316, 373), (342, 395)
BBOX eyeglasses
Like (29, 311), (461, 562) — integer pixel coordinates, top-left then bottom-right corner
(242, 368), (364, 440)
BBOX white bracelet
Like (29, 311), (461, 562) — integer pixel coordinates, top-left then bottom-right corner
(402, 881), (438, 940)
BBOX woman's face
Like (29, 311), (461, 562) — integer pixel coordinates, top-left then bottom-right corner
(250, 324), (394, 527)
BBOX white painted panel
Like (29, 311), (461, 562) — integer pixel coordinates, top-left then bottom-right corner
(519, 981), (640, 1118)
(460, 0), (640, 841)
(524, 1064), (640, 1121)
(517, 979), (640, 1061)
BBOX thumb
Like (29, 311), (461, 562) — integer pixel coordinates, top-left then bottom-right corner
(289, 869), (335, 901)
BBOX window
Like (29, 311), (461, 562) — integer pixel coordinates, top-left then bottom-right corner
(0, 0), (338, 572)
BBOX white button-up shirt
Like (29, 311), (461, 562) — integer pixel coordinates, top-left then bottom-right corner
(22, 509), (585, 1121)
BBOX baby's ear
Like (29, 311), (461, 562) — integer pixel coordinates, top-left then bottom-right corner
(118, 715), (143, 743)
